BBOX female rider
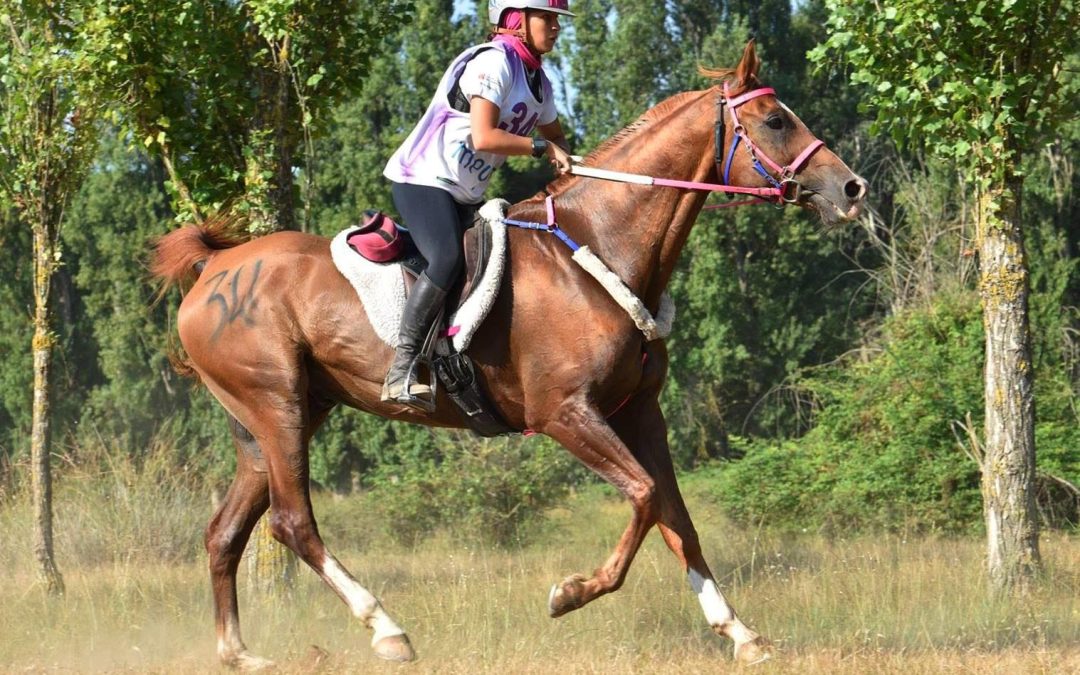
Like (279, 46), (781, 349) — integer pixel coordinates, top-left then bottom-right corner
(381, 0), (575, 408)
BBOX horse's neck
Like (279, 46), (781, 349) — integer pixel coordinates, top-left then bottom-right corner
(559, 89), (716, 306)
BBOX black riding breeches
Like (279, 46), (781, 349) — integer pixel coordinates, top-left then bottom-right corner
(390, 181), (477, 290)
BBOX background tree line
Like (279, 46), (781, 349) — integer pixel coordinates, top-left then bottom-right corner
(1, 0), (1077, 580)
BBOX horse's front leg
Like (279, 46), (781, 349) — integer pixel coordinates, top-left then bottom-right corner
(538, 399), (660, 616)
(606, 348), (772, 664)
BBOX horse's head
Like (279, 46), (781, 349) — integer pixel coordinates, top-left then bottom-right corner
(708, 41), (867, 226)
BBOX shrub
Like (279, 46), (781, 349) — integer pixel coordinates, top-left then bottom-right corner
(714, 295), (985, 533)
(713, 292), (1079, 534)
(368, 432), (584, 548)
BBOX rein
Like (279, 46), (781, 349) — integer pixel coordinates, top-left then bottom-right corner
(498, 83), (825, 341)
(567, 83), (825, 208)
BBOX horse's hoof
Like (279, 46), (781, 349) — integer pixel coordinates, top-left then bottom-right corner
(373, 633), (416, 662)
(227, 650), (276, 671)
(547, 574), (588, 618)
(733, 635), (774, 665)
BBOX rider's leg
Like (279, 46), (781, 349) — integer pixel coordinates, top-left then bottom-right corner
(382, 182), (469, 406)
(381, 271), (447, 402)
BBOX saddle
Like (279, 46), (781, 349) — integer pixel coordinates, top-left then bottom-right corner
(346, 209), (493, 313)
(337, 204), (515, 437)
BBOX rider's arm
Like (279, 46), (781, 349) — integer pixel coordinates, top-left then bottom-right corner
(470, 98), (573, 174)
(469, 97), (535, 156)
(537, 119), (570, 154)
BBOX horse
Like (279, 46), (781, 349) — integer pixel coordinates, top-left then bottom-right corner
(150, 41), (867, 669)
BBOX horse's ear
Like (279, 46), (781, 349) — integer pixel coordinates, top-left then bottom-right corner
(734, 39), (760, 88)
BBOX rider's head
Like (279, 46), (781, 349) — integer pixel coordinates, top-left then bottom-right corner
(489, 0), (574, 54)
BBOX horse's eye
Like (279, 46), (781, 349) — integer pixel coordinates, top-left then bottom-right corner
(765, 114), (784, 130)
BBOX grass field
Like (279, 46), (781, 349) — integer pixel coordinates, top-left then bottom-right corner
(1, 462), (1078, 674)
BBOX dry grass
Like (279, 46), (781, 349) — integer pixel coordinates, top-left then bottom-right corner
(1, 469), (1078, 673)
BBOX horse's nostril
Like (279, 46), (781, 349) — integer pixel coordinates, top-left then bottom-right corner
(844, 177), (867, 202)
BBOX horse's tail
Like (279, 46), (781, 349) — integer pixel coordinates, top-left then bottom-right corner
(150, 213), (249, 293)
(150, 213), (249, 381)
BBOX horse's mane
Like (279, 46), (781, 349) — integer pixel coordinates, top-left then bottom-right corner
(541, 63), (763, 200)
(542, 90), (706, 198)
(586, 94), (694, 160)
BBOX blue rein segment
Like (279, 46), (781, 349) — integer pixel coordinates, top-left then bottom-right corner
(723, 135), (740, 185)
(753, 158), (783, 188)
(502, 217), (582, 252)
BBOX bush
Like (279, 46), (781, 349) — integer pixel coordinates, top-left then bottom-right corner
(713, 292), (1080, 534)
(714, 296), (985, 533)
(368, 432), (585, 548)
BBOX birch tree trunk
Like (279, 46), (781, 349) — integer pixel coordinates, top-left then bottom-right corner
(245, 514), (296, 597)
(976, 175), (1041, 594)
(31, 222), (64, 596)
(242, 35), (297, 589)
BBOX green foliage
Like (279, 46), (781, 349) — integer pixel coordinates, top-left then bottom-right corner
(715, 296), (987, 533)
(58, 135), (235, 476)
(0, 1), (101, 216)
(367, 434), (583, 547)
(663, 206), (874, 464)
(715, 281), (1079, 533)
(308, 0), (471, 235)
(811, 0), (1080, 190)
(78, 0), (413, 225)
(0, 0), (1074, 543)
(0, 215), (32, 457)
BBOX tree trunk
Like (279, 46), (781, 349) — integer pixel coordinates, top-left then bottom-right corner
(244, 34), (296, 235)
(240, 31), (298, 588)
(245, 514), (296, 597)
(975, 176), (1041, 594)
(30, 223), (64, 596)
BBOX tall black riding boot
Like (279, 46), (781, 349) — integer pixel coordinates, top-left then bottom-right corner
(381, 272), (448, 408)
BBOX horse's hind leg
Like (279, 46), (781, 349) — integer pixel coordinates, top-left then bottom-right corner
(205, 415), (272, 670)
(607, 353), (772, 664)
(245, 398), (415, 663)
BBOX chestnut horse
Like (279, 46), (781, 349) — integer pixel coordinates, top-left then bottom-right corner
(151, 42), (866, 669)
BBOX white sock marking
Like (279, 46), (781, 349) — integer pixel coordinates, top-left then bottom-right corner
(688, 568), (756, 643)
(322, 556), (406, 644)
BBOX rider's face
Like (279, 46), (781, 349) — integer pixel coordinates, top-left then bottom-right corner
(525, 11), (561, 54)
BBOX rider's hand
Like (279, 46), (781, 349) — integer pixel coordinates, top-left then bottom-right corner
(546, 143), (573, 175)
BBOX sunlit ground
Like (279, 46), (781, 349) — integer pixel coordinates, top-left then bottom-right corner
(1, 481), (1077, 673)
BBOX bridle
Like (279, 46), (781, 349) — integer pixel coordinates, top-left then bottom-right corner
(498, 82), (831, 341)
(564, 81), (827, 209)
(714, 82), (825, 205)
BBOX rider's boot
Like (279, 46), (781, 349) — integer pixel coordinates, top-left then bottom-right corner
(381, 272), (448, 409)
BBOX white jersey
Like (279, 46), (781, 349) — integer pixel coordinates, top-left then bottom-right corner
(383, 41), (558, 204)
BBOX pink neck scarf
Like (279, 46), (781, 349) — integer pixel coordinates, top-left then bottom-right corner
(493, 10), (542, 71)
